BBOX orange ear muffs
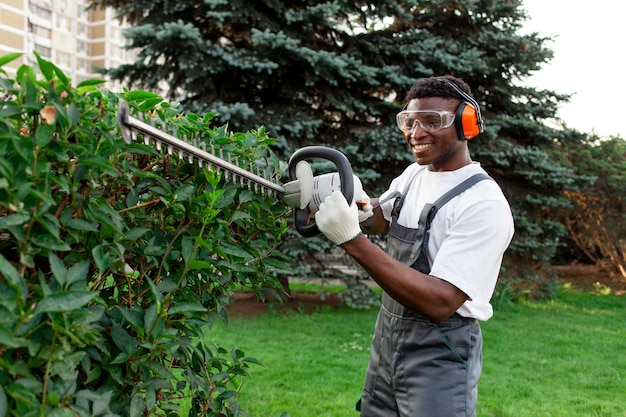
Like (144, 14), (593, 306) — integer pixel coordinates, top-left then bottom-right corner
(455, 102), (481, 141)
(437, 77), (484, 141)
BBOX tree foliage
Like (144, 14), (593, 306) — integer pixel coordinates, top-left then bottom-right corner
(556, 135), (626, 279)
(0, 52), (290, 416)
(88, 0), (591, 291)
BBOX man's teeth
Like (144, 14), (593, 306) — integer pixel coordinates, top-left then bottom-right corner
(412, 143), (431, 150)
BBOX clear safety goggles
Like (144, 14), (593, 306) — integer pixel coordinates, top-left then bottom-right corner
(395, 110), (456, 133)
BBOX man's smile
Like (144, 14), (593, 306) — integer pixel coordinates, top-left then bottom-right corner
(409, 141), (433, 155)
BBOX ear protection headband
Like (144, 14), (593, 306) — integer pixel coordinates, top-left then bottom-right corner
(438, 78), (484, 140)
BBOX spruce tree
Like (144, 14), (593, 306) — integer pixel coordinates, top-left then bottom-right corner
(90, 0), (588, 287)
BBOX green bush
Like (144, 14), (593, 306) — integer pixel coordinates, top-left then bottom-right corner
(0, 52), (291, 416)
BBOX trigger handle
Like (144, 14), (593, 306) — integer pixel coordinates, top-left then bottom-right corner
(287, 146), (354, 237)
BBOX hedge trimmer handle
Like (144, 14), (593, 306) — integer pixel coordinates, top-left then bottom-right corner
(287, 146), (355, 237)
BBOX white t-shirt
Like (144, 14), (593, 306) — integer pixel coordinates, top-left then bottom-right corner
(379, 162), (514, 321)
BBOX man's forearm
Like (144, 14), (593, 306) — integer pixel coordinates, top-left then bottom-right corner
(340, 234), (468, 323)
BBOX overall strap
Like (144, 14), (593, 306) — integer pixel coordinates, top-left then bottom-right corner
(423, 173), (492, 229)
(411, 173), (492, 273)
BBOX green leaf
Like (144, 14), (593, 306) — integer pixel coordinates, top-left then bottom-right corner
(92, 244), (110, 273)
(37, 213), (62, 239)
(31, 234), (71, 251)
(143, 304), (159, 334)
(0, 214), (30, 228)
(0, 381), (7, 417)
(174, 184), (196, 201)
(67, 102), (81, 127)
(78, 156), (120, 177)
(33, 51), (54, 81)
(93, 391), (113, 415)
(116, 306), (145, 336)
(49, 351), (84, 380)
(0, 253), (27, 301)
(0, 52), (23, 67)
(62, 217), (98, 232)
(4, 381), (39, 408)
(242, 356), (264, 367)
(216, 260), (255, 274)
(0, 102), (21, 118)
(52, 65), (70, 87)
(181, 236), (194, 265)
(76, 79), (105, 88)
(216, 390), (239, 402)
(125, 188), (139, 207)
(49, 253), (67, 286)
(66, 260), (89, 286)
(262, 257), (293, 273)
(186, 260), (213, 270)
(167, 303), (207, 316)
(46, 408), (76, 417)
(125, 227), (149, 240)
(126, 90), (162, 101)
(17, 64), (38, 105)
(35, 122), (55, 146)
(216, 242), (253, 261)
(147, 277), (162, 309)
(238, 190), (255, 203)
(231, 210), (252, 222)
(34, 291), (97, 314)
(109, 352), (130, 365)
(111, 323), (136, 356)
(0, 77), (13, 92)
(139, 360), (175, 380)
(0, 325), (27, 348)
(130, 393), (145, 417)
(125, 91), (164, 111)
(10, 133), (34, 164)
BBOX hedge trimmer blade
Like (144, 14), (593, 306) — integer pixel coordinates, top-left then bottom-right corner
(117, 100), (285, 197)
(117, 101), (357, 237)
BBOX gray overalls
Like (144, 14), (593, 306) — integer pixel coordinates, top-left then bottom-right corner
(358, 174), (490, 417)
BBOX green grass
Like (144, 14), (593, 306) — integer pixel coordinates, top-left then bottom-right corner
(206, 285), (626, 417)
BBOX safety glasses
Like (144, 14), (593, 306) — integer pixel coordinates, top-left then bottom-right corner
(395, 110), (456, 133)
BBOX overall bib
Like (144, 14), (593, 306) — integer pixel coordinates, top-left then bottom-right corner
(359, 174), (489, 417)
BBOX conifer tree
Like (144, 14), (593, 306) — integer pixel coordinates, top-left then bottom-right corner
(90, 0), (588, 285)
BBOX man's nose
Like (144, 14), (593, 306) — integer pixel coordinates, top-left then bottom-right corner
(406, 122), (427, 138)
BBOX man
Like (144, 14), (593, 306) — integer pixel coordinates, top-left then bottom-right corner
(315, 75), (514, 417)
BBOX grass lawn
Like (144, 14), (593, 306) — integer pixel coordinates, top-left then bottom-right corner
(206, 284), (626, 417)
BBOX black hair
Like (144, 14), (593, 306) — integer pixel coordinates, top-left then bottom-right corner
(405, 75), (474, 102)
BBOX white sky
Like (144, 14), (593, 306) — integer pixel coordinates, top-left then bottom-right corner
(521, 0), (626, 138)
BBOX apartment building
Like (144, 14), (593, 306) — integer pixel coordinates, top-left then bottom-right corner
(0, 0), (133, 88)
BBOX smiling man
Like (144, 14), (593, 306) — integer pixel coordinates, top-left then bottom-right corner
(315, 75), (515, 417)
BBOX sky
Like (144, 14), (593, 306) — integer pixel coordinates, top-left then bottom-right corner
(520, 0), (626, 138)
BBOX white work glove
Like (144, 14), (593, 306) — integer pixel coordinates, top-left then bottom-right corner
(315, 191), (362, 245)
(356, 191), (374, 224)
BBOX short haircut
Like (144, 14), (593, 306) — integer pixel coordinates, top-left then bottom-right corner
(405, 75), (474, 102)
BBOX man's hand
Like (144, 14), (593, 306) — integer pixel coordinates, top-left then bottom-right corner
(315, 191), (362, 245)
(356, 191), (374, 224)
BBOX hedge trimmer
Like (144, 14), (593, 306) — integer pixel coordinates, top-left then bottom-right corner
(117, 101), (363, 236)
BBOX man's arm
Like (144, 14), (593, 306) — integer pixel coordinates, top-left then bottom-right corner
(315, 191), (467, 323)
(341, 234), (468, 323)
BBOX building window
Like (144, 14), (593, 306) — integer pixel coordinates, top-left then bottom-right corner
(58, 52), (69, 67)
(29, 5), (52, 20)
(28, 22), (52, 38)
(34, 44), (51, 58)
